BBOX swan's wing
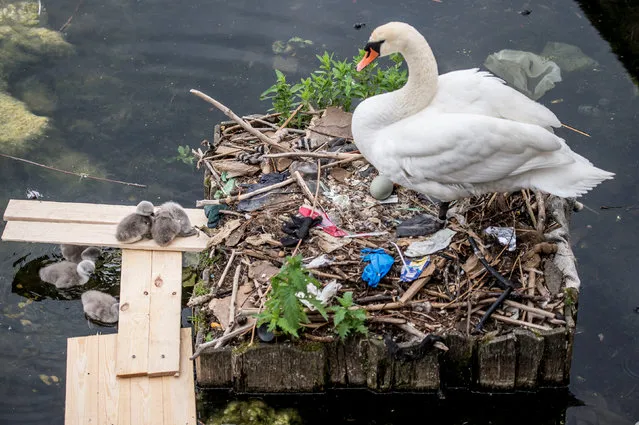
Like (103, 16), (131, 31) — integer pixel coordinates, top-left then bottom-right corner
(378, 113), (573, 185)
(432, 69), (561, 129)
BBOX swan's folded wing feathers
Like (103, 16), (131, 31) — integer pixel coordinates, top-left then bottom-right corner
(434, 69), (561, 129)
(380, 113), (569, 184)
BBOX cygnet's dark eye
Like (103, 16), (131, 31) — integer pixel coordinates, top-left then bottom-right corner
(364, 40), (384, 55)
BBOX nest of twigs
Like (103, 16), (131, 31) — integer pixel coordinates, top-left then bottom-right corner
(187, 96), (578, 353)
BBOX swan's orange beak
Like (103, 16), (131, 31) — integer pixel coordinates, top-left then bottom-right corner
(357, 48), (379, 71)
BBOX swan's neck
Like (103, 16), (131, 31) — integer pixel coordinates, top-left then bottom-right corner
(354, 33), (439, 134)
(394, 38), (439, 117)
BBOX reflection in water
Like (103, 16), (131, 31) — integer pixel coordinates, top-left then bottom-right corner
(0, 0), (638, 424)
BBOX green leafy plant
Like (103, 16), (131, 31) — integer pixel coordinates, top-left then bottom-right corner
(260, 51), (407, 125)
(175, 145), (194, 165)
(257, 256), (328, 338)
(330, 292), (368, 341)
(214, 171), (236, 199)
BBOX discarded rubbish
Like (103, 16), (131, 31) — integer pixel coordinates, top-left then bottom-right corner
(369, 175), (394, 200)
(299, 206), (348, 237)
(484, 49), (562, 100)
(396, 213), (443, 237)
(484, 226), (516, 251)
(204, 205), (226, 228)
(297, 281), (342, 311)
(400, 256), (431, 282)
(257, 323), (275, 342)
(405, 228), (457, 257)
(25, 188), (42, 200)
(541, 41), (598, 72)
(280, 215), (322, 247)
(361, 248), (394, 288)
(305, 254), (334, 269)
(237, 172), (291, 211)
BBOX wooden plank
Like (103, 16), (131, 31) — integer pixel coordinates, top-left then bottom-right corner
(117, 375), (131, 425)
(3, 199), (206, 227)
(65, 335), (100, 425)
(1, 221), (208, 252)
(162, 328), (197, 425)
(98, 335), (120, 425)
(128, 375), (164, 425)
(116, 250), (153, 377)
(148, 251), (183, 376)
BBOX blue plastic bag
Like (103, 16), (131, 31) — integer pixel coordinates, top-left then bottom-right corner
(361, 248), (394, 288)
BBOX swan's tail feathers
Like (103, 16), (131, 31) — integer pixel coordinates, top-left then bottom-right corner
(530, 163), (614, 198)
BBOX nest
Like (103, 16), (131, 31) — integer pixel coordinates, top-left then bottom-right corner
(187, 100), (580, 353)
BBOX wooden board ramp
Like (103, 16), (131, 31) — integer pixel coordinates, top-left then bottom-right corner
(1, 200), (206, 424)
(1, 199), (208, 251)
(65, 328), (196, 425)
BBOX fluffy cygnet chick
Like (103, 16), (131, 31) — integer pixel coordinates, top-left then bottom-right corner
(39, 260), (95, 289)
(115, 201), (154, 243)
(159, 202), (197, 237)
(151, 209), (182, 246)
(81, 290), (119, 324)
(60, 245), (102, 263)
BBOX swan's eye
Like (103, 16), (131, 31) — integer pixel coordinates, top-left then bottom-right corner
(364, 40), (384, 55)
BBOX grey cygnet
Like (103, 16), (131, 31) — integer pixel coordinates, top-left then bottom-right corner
(151, 209), (182, 246)
(115, 201), (154, 243)
(60, 245), (102, 263)
(159, 202), (197, 237)
(81, 290), (119, 324)
(39, 260), (95, 288)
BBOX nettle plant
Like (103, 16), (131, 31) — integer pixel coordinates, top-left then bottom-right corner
(260, 51), (407, 126)
(257, 256), (368, 340)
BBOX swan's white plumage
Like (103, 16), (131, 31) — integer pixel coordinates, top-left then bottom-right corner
(352, 22), (613, 202)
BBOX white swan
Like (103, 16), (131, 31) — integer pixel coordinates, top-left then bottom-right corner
(352, 22), (613, 217)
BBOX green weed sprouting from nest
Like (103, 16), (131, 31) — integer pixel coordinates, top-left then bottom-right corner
(330, 292), (368, 341)
(256, 256), (328, 338)
(260, 51), (407, 126)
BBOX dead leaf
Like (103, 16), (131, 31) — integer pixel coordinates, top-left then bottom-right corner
(225, 221), (250, 247)
(276, 157), (292, 172)
(306, 107), (353, 145)
(330, 167), (351, 183)
(208, 219), (243, 247)
(245, 233), (279, 247)
(207, 282), (254, 327)
(248, 260), (280, 283)
(213, 160), (260, 178)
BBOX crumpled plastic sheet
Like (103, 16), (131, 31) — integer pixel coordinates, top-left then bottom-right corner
(545, 197), (580, 290)
(296, 281), (342, 311)
(484, 49), (562, 100)
(305, 254), (334, 269)
(361, 248), (394, 288)
(541, 41), (598, 73)
(405, 228), (457, 257)
(484, 226), (516, 251)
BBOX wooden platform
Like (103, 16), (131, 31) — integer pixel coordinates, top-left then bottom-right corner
(65, 328), (196, 425)
(1, 200), (207, 424)
(1, 200), (208, 251)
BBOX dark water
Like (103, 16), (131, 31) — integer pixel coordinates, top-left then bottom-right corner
(0, 0), (637, 424)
